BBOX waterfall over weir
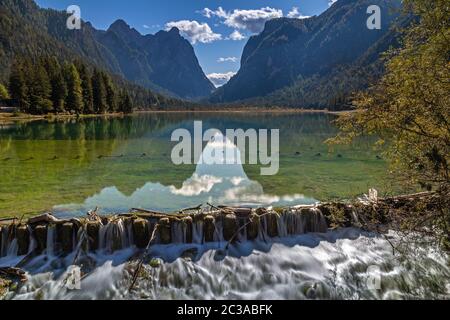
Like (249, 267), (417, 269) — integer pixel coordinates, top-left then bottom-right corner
(0, 207), (328, 258)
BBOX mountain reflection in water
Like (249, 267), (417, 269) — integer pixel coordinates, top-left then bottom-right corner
(54, 134), (314, 217)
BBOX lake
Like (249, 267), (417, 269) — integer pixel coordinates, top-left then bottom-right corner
(0, 112), (395, 217)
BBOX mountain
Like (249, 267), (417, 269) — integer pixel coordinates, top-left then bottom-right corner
(96, 20), (215, 99)
(0, 0), (214, 99)
(209, 0), (404, 108)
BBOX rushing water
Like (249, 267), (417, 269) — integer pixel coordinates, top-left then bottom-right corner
(1, 228), (449, 300)
(0, 112), (394, 217)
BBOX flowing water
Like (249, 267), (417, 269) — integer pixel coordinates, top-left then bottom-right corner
(0, 112), (447, 300)
(0, 228), (448, 300)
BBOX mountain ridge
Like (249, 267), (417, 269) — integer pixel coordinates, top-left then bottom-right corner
(210, 0), (404, 108)
(0, 0), (214, 100)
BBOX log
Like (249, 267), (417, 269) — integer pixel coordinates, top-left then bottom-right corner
(132, 218), (149, 249)
(203, 215), (215, 243)
(159, 218), (171, 244)
(33, 225), (47, 253)
(16, 225), (29, 255)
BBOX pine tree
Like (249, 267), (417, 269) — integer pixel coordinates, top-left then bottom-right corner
(65, 63), (84, 114)
(92, 69), (107, 114)
(102, 72), (117, 112)
(0, 83), (10, 100)
(119, 91), (133, 114)
(29, 62), (53, 114)
(45, 57), (67, 113)
(8, 59), (29, 112)
(77, 63), (94, 114)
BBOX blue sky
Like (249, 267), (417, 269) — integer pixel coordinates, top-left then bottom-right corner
(36, 0), (335, 86)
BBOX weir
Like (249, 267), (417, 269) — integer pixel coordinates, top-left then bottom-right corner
(0, 192), (436, 259)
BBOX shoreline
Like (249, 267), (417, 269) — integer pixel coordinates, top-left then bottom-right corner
(0, 108), (352, 124)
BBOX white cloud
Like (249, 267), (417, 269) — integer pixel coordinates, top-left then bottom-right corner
(207, 72), (237, 87)
(202, 6), (283, 33)
(217, 57), (238, 63)
(226, 30), (246, 41)
(287, 7), (310, 19)
(329, 0), (338, 6)
(165, 20), (222, 44)
(169, 174), (222, 196)
(143, 24), (150, 29)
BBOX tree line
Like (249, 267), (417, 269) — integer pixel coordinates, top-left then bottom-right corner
(8, 56), (134, 115)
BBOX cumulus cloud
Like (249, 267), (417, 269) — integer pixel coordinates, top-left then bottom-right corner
(207, 72), (237, 87)
(169, 174), (222, 196)
(226, 30), (246, 41)
(287, 7), (310, 19)
(217, 57), (238, 63)
(165, 20), (222, 44)
(202, 6), (283, 33)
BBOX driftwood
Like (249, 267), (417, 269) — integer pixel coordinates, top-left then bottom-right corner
(0, 191), (439, 261)
(129, 224), (160, 292)
(0, 267), (27, 283)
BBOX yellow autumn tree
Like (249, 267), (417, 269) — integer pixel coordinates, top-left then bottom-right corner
(330, 0), (449, 247)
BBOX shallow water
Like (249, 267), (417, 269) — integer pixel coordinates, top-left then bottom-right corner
(0, 112), (395, 217)
(1, 228), (448, 300)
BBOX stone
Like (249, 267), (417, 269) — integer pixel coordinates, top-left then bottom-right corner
(16, 225), (30, 255)
(33, 225), (47, 253)
(182, 217), (193, 244)
(247, 213), (260, 240)
(159, 218), (171, 244)
(132, 218), (150, 249)
(203, 215), (215, 243)
(86, 221), (101, 251)
(61, 223), (74, 254)
(223, 214), (238, 242)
